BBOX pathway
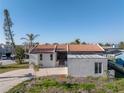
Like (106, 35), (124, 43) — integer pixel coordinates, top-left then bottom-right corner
(0, 67), (68, 93)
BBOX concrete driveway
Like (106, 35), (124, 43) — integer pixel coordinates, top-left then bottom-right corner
(0, 67), (68, 93)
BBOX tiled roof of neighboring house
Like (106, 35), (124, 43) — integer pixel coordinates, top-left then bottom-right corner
(31, 44), (104, 53)
(104, 48), (121, 54)
(56, 45), (67, 52)
(102, 46), (113, 49)
(68, 44), (104, 52)
(101, 45), (121, 54)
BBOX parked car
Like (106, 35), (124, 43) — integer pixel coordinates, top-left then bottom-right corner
(1, 55), (7, 60)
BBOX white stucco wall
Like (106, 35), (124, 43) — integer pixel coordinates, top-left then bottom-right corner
(29, 53), (57, 67)
(67, 58), (108, 77)
(40, 53), (57, 67)
(29, 54), (39, 65)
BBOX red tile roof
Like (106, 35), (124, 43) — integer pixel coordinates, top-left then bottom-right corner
(68, 44), (104, 52)
(31, 44), (104, 53)
(31, 45), (56, 53)
(56, 45), (67, 52)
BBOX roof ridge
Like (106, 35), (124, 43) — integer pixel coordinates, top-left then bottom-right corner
(67, 44), (69, 52)
(29, 43), (39, 53)
(96, 44), (105, 51)
(54, 45), (57, 52)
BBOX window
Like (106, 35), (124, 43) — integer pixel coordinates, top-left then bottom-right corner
(40, 54), (42, 60)
(95, 62), (102, 74)
(50, 54), (53, 60)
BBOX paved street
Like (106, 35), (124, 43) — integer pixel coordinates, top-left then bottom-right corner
(0, 67), (68, 93)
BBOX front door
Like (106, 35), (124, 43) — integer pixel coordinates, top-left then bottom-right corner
(57, 52), (67, 67)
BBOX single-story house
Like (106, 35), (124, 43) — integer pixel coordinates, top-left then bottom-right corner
(29, 44), (108, 77)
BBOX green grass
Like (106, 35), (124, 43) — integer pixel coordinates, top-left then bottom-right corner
(7, 76), (124, 93)
(7, 78), (95, 93)
(0, 63), (29, 74)
(7, 76), (104, 93)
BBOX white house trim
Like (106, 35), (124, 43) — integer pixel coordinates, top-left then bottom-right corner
(97, 44), (105, 51)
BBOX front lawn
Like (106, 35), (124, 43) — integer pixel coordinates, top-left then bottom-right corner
(7, 76), (124, 93)
(0, 63), (29, 74)
(7, 76), (96, 93)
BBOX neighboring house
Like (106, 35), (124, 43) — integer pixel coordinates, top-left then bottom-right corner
(30, 44), (108, 77)
(0, 44), (30, 59)
(103, 46), (121, 60)
(0, 44), (12, 58)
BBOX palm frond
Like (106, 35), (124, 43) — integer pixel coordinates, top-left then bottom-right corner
(32, 34), (39, 40)
(20, 37), (29, 41)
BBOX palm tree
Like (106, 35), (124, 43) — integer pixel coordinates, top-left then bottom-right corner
(21, 33), (39, 50)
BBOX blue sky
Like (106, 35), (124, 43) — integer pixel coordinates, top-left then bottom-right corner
(0, 0), (124, 44)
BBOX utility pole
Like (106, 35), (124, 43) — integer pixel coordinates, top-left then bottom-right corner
(3, 9), (15, 56)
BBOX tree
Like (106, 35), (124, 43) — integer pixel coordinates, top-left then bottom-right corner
(82, 42), (87, 44)
(15, 46), (25, 64)
(22, 42), (29, 53)
(98, 43), (104, 46)
(31, 63), (39, 84)
(119, 42), (124, 49)
(21, 33), (39, 51)
(75, 39), (81, 44)
(105, 43), (111, 46)
(70, 38), (81, 44)
(53, 42), (59, 45)
(3, 9), (16, 55)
